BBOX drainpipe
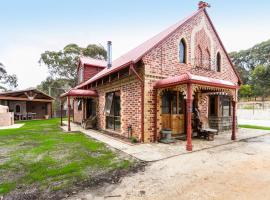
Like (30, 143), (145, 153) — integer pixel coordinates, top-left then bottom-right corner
(130, 63), (144, 142)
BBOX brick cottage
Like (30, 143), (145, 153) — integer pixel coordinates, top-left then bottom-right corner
(61, 2), (241, 151)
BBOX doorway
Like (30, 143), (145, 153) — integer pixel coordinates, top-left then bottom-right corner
(161, 91), (185, 135)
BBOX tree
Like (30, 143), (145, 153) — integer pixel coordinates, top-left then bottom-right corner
(0, 62), (18, 90)
(37, 77), (70, 113)
(239, 84), (253, 99)
(229, 39), (270, 85)
(251, 65), (270, 100)
(39, 44), (107, 87)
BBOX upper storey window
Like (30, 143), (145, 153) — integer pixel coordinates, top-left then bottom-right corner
(179, 39), (187, 63)
(216, 52), (221, 72)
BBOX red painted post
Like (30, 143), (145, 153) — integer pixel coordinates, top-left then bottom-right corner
(68, 96), (71, 131)
(231, 101), (236, 140)
(186, 83), (193, 151)
(60, 102), (63, 126)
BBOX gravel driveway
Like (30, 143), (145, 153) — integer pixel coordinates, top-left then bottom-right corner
(68, 134), (270, 200)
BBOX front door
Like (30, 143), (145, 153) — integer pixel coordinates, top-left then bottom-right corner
(161, 91), (185, 135)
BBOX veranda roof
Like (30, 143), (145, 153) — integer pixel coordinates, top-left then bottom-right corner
(60, 89), (98, 98)
(154, 72), (239, 89)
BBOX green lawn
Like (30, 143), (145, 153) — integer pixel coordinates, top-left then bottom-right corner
(0, 118), (134, 198)
(239, 124), (270, 130)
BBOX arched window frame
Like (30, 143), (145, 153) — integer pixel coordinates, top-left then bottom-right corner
(216, 52), (221, 72)
(179, 38), (187, 64)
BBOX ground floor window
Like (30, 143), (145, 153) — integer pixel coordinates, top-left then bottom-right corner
(221, 96), (231, 116)
(209, 95), (231, 117)
(209, 96), (217, 116)
(105, 91), (121, 131)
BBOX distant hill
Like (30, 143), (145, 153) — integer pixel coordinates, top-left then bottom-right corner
(229, 39), (270, 84)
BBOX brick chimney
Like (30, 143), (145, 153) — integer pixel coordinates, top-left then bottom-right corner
(198, 1), (210, 9)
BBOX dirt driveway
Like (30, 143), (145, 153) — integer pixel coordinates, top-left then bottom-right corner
(68, 134), (270, 200)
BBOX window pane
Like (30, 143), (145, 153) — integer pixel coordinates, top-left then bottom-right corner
(106, 116), (114, 129)
(114, 116), (121, 130)
(209, 96), (216, 116)
(223, 97), (230, 116)
(179, 40), (185, 63)
(172, 92), (177, 114)
(178, 94), (184, 114)
(162, 93), (170, 114)
(105, 92), (114, 115)
(77, 100), (82, 111)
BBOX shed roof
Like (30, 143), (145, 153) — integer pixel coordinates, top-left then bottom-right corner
(0, 88), (54, 101)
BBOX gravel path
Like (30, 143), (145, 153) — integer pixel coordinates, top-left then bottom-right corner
(68, 134), (270, 200)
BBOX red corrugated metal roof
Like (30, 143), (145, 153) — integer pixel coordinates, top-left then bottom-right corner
(60, 89), (98, 98)
(154, 72), (238, 89)
(76, 7), (241, 89)
(76, 9), (202, 89)
(79, 57), (107, 68)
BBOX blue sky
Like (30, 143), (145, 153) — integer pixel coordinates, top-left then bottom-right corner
(0, 0), (270, 88)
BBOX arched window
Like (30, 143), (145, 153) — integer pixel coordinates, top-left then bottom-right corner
(179, 39), (187, 63)
(216, 52), (221, 72)
(15, 105), (21, 113)
(196, 45), (203, 67)
(205, 48), (211, 69)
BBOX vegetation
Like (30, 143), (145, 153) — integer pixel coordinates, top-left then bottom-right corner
(0, 119), (134, 198)
(0, 62), (18, 90)
(38, 44), (107, 113)
(230, 39), (270, 99)
(239, 124), (270, 130)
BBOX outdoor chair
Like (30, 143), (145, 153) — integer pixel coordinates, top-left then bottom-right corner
(81, 115), (97, 129)
(195, 108), (218, 141)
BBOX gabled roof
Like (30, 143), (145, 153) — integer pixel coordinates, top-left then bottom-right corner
(79, 57), (107, 68)
(0, 88), (54, 101)
(154, 72), (239, 89)
(77, 7), (241, 89)
(76, 9), (202, 89)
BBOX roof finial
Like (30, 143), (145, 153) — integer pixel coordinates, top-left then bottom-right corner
(198, 1), (211, 9)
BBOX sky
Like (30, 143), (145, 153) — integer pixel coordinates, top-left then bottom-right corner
(0, 0), (270, 89)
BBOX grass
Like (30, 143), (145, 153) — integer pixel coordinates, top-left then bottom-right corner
(0, 118), (133, 196)
(239, 124), (270, 130)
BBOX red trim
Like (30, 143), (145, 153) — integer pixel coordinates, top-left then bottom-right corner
(154, 72), (239, 90)
(231, 101), (236, 140)
(68, 96), (71, 131)
(186, 83), (193, 151)
(61, 89), (98, 98)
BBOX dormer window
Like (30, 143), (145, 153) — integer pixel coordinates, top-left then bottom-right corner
(179, 39), (187, 63)
(216, 52), (221, 72)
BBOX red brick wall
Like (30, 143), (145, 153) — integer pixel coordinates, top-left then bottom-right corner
(95, 75), (142, 140)
(142, 11), (239, 141)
